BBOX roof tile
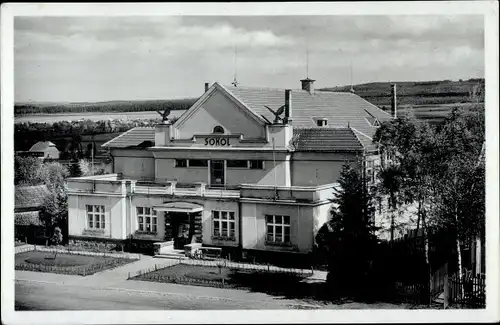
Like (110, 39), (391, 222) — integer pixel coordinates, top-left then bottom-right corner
(292, 128), (364, 152)
(222, 84), (391, 138)
(102, 127), (155, 148)
(15, 185), (50, 210)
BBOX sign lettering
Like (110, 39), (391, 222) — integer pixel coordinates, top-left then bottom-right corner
(204, 137), (231, 146)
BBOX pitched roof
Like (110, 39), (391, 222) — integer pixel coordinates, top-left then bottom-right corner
(292, 128), (364, 152)
(15, 185), (50, 210)
(102, 127), (155, 148)
(15, 211), (43, 226)
(222, 84), (392, 138)
(29, 141), (57, 152)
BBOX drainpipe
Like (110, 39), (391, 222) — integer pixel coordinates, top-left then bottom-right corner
(238, 198), (243, 259)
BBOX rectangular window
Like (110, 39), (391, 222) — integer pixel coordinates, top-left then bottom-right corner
(317, 119), (328, 127)
(266, 214), (291, 244)
(137, 207), (157, 233)
(188, 159), (208, 167)
(86, 205), (105, 230)
(366, 168), (373, 183)
(212, 210), (236, 239)
(227, 160), (248, 168)
(249, 160), (264, 169)
(175, 159), (187, 168)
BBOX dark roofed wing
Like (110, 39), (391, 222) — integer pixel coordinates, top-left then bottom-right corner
(293, 128), (364, 152)
(102, 127), (155, 148)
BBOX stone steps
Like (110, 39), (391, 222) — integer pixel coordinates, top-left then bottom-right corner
(154, 253), (189, 260)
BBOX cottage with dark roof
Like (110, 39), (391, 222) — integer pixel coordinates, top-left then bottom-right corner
(66, 77), (394, 260)
(15, 185), (51, 243)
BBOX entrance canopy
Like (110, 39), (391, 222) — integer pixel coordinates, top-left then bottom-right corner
(154, 202), (203, 213)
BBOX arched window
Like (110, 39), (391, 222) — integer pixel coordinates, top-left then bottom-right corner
(212, 125), (225, 134)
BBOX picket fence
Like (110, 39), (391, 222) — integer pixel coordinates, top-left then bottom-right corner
(446, 271), (486, 308)
(178, 257), (314, 276)
(15, 244), (141, 260)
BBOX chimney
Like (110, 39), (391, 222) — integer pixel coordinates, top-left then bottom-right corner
(391, 84), (397, 119)
(284, 89), (292, 124)
(205, 82), (210, 92)
(300, 78), (315, 94)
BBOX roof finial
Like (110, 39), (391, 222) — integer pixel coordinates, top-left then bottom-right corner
(232, 44), (239, 87)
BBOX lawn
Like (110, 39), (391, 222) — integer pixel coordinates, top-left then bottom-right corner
(130, 264), (334, 302)
(15, 242), (28, 247)
(15, 250), (137, 276)
(130, 264), (422, 308)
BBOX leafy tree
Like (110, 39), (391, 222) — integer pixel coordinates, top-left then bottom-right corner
(14, 156), (46, 186)
(79, 159), (106, 176)
(316, 162), (378, 298)
(374, 115), (438, 303)
(51, 227), (64, 258)
(429, 108), (485, 289)
(41, 163), (69, 236)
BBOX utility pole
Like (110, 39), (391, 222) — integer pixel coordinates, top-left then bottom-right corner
(91, 135), (94, 176)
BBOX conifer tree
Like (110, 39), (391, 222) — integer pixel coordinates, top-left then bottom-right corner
(317, 162), (378, 297)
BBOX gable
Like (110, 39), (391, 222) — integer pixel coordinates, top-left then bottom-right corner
(174, 86), (266, 140)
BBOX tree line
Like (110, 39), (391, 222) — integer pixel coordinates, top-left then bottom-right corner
(15, 98), (197, 116)
(315, 106), (485, 303)
(14, 117), (179, 152)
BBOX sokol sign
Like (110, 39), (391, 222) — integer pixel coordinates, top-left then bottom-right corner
(205, 137), (231, 146)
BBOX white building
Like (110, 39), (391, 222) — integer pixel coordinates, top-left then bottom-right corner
(66, 78), (393, 261)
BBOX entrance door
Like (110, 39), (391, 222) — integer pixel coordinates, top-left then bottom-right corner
(210, 160), (225, 187)
(170, 213), (193, 250)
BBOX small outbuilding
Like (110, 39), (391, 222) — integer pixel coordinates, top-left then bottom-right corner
(15, 185), (51, 244)
(28, 141), (60, 159)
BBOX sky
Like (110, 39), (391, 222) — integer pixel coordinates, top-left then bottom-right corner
(14, 15), (484, 103)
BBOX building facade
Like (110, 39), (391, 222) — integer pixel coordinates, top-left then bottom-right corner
(66, 78), (392, 259)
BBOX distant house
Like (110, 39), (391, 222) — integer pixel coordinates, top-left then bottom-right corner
(15, 185), (51, 244)
(26, 141), (60, 159)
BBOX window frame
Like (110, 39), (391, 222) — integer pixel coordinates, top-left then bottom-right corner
(136, 207), (158, 233)
(316, 118), (328, 127)
(86, 204), (106, 230)
(226, 160), (249, 168)
(249, 160), (264, 170)
(212, 210), (236, 240)
(265, 214), (291, 244)
(212, 125), (225, 134)
(187, 159), (209, 168)
(175, 159), (187, 168)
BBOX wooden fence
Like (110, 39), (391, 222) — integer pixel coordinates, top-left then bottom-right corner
(178, 257), (314, 276)
(430, 263), (448, 298)
(446, 271), (485, 308)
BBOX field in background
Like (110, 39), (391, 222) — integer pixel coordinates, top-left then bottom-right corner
(394, 103), (483, 124)
(15, 110), (187, 124)
(319, 78), (485, 107)
(15, 98), (197, 116)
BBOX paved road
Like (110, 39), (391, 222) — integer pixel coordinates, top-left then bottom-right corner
(15, 280), (312, 310)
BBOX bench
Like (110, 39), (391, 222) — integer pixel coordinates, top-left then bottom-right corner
(195, 247), (222, 259)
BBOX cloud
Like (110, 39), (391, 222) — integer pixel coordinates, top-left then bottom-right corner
(14, 15), (484, 102)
